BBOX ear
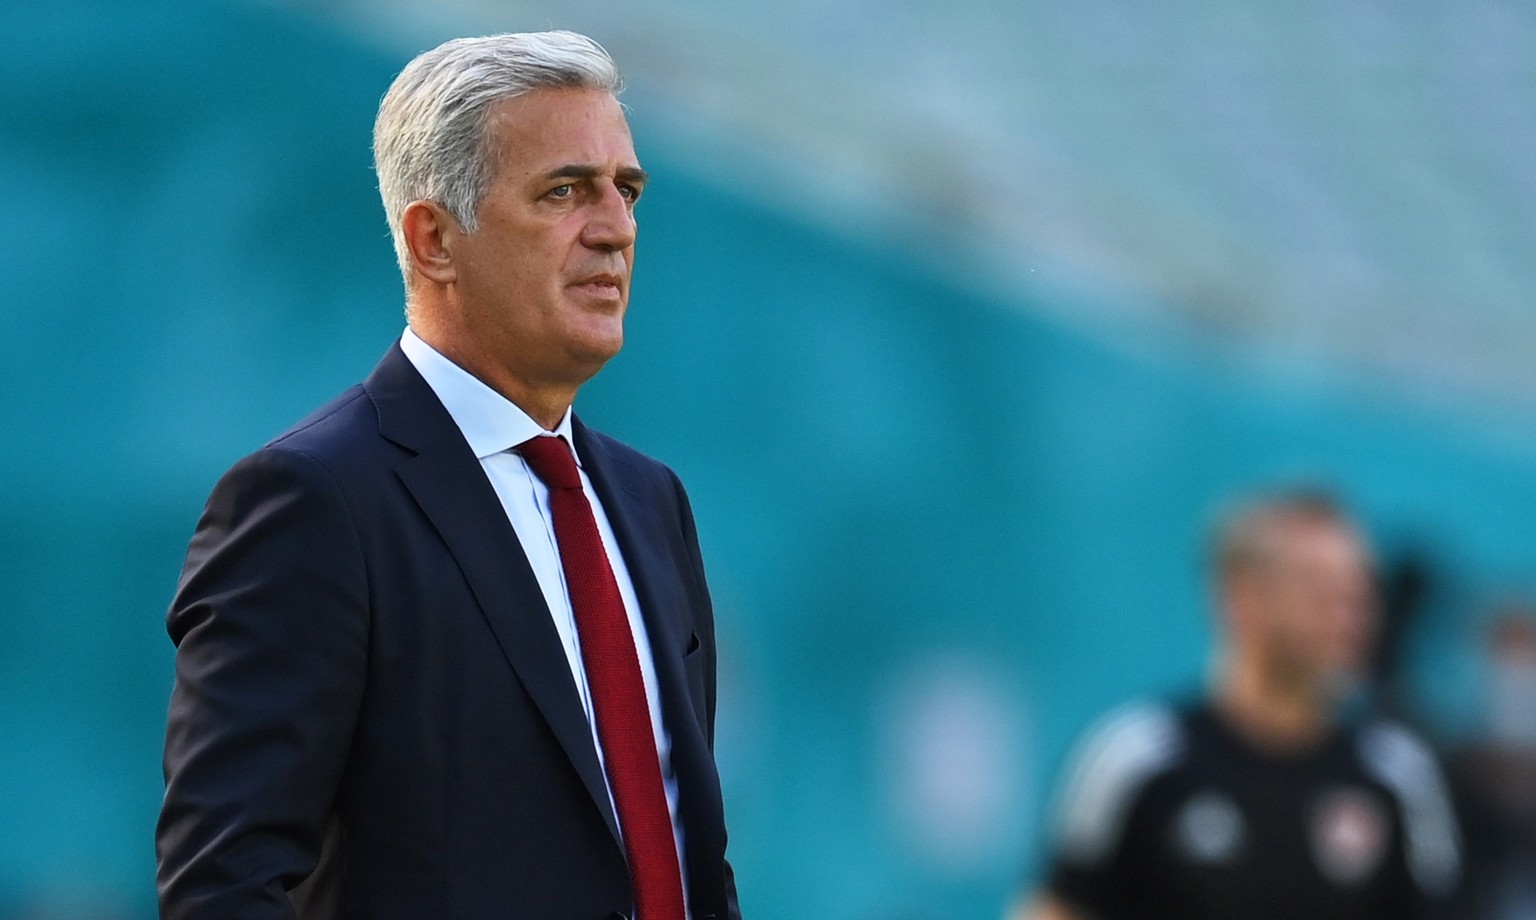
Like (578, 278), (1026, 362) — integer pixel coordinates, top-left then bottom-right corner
(401, 200), (460, 285)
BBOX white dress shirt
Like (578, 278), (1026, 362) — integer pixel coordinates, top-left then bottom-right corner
(399, 327), (687, 895)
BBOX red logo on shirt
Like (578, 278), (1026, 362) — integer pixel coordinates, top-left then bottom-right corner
(1311, 788), (1388, 886)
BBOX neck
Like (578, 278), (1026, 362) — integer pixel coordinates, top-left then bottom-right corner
(1213, 651), (1333, 753)
(408, 314), (579, 431)
(483, 376), (575, 432)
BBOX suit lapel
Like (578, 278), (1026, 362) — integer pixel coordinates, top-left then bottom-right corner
(363, 345), (622, 846)
(575, 419), (729, 916)
(572, 419), (693, 708)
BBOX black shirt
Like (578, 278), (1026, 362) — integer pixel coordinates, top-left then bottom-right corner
(1043, 700), (1461, 920)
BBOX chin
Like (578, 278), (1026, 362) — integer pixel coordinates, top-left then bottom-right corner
(569, 334), (624, 369)
(1316, 668), (1366, 703)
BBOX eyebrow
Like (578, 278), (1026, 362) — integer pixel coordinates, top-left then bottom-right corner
(543, 164), (649, 185)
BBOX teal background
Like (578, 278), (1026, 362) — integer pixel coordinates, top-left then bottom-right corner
(3, 2), (1534, 918)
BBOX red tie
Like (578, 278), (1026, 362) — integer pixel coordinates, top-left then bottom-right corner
(517, 435), (687, 920)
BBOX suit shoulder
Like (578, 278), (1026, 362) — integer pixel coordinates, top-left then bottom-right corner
(218, 384), (388, 482)
(205, 385), (388, 507)
(576, 421), (681, 483)
(578, 422), (665, 466)
(264, 386), (376, 456)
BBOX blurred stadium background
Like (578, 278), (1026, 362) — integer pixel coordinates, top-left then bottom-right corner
(3, 0), (1536, 916)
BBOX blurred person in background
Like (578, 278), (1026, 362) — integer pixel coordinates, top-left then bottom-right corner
(156, 31), (739, 920)
(1446, 607), (1536, 920)
(1008, 489), (1461, 920)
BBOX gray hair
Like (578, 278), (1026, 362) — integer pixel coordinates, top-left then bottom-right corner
(373, 31), (623, 281)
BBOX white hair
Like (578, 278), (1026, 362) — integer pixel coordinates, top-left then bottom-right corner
(372, 31), (623, 282)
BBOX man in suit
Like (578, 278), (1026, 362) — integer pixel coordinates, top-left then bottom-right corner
(156, 31), (741, 920)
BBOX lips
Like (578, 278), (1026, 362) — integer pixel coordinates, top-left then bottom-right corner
(570, 272), (625, 298)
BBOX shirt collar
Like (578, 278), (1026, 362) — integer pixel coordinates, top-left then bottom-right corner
(399, 326), (579, 463)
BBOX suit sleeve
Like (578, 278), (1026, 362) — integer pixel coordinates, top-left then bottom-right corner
(157, 446), (369, 919)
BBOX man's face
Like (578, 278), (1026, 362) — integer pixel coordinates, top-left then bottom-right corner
(1249, 520), (1378, 690)
(449, 87), (645, 391)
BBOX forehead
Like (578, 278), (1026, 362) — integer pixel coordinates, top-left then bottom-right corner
(1271, 518), (1370, 570)
(485, 87), (637, 175)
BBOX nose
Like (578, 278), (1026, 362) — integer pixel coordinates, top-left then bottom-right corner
(581, 182), (637, 252)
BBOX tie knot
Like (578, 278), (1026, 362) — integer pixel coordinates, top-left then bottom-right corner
(518, 435), (583, 490)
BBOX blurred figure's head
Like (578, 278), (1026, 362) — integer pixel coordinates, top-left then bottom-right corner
(1485, 605), (1536, 748)
(1211, 489), (1378, 701)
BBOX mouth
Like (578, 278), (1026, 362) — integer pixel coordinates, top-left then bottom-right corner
(570, 272), (625, 299)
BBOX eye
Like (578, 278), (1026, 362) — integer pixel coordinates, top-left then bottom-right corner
(547, 184), (575, 200)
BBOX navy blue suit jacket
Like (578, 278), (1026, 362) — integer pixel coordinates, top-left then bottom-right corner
(157, 344), (739, 920)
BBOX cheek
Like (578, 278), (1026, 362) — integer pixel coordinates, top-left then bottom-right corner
(1314, 601), (1375, 666)
(1335, 605), (1378, 655)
